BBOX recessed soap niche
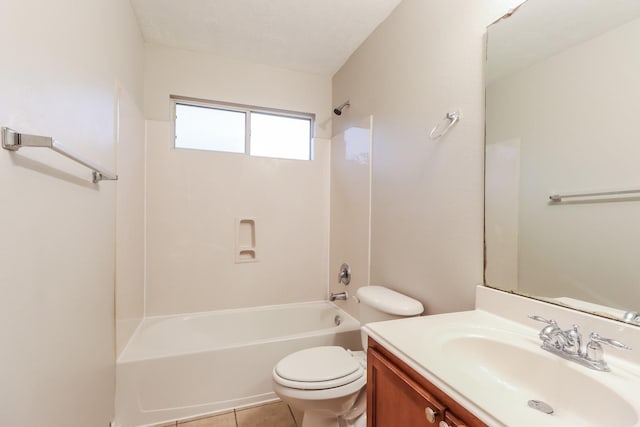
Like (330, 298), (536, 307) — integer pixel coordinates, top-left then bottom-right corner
(235, 218), (258, 263)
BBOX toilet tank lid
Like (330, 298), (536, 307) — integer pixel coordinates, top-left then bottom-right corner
(356, 286), (424, 316)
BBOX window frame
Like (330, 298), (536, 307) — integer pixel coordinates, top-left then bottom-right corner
(171, 95), (315, 160)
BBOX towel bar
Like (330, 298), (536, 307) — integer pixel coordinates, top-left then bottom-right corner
(2, 127), (117, 183)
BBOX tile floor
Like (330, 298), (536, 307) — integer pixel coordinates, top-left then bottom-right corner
(152, 401), (303, 427)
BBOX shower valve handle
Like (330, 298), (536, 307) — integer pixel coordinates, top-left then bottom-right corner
(338, 263), (351, 285)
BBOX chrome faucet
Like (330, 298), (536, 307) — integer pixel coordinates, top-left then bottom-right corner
(531, 316), (566, 349)
(529, 315), (631, 372)
(330, 291), (348, 302)
(338, 263), (351, 285)
(623, 311), (640, 325)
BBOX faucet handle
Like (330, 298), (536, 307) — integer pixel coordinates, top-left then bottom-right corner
(588, 333), (631, 351)
(338, 263), (351, 285)
(528, 315), (557, 326)
(586, 332), (631, 367)
(623, 311), (640, 324)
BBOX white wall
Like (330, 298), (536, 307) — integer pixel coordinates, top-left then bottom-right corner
(144, 46), (332, 315)
(144, 45), (333, 139)
(332, 0), (524, 315)
(0, 0), (143, 426)
(486, 18), (640, 309)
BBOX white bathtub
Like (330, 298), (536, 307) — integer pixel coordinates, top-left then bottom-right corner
(115, 301), (361, 427)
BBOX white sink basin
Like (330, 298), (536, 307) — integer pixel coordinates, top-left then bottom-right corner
(442, 335), (637, 426)
(364, 310), (640, 427)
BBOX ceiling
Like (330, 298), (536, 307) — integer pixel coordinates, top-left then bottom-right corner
(130, 0), (402, 76)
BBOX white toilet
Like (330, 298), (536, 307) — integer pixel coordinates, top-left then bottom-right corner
(272, 286), (424, 427)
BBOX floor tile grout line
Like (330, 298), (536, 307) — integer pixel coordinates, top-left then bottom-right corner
(155, 400), (297, 427)
(287, 404), (296, 425)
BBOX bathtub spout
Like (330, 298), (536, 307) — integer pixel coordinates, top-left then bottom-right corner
(330, 291), (348, 302)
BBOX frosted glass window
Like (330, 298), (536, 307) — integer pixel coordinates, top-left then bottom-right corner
(172, 98), (313, 160)
(175, 103), (245, 153)
(250, 113), (311, 160)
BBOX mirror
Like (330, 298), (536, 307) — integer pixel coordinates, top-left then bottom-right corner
(484, 0), (640, 324)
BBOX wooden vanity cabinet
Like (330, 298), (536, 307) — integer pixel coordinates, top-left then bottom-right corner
(441, 411), (468, 427)
(367, 338), (487, 427)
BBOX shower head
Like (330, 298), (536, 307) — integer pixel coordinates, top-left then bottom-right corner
(333, 101), (350, 116)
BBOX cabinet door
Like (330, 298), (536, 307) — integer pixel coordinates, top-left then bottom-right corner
(368, 348), (446, 427)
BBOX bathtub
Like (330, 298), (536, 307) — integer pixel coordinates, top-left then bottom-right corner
(115, 301), (361, 427)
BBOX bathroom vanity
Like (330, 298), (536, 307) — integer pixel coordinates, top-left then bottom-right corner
(367, 337), (485, 427)
(363, 286), (640, 427)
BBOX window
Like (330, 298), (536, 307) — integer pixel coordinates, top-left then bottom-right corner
(173, 97), (313, 160)
(174, 104), (245, 153)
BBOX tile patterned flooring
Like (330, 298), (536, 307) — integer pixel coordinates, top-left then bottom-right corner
(153, 401), (303, 427)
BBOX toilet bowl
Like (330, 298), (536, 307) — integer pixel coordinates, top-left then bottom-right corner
(272, 346), (366, 427)
(272, 286), (424, 427)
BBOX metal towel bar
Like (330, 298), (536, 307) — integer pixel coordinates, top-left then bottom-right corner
(549, 188), (640, 202)
(1, 127), (117, 183)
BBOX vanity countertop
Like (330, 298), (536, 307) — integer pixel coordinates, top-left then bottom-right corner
(364, 309), (640, 427)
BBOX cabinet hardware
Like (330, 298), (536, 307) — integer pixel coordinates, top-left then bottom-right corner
(425, 407), (440, 423)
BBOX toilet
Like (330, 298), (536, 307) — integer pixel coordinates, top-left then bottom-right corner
(272, 286), (424, 427)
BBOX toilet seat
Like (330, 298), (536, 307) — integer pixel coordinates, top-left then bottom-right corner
(273, 346), (365, 390)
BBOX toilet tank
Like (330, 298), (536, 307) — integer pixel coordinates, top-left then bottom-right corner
(356, 286), (424, 350)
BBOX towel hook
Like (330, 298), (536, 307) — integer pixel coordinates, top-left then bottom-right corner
(429, 110), (461, 140)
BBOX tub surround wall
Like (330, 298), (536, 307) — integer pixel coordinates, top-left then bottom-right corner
(116, 86), (147, 356)
(484, 139), (521, 290)
(145, 122), (331, 315)
(0, 0), (144, 425)
(332, 0), (525, 315)
(329, 116), (373, 320)
(143, 45), (332, 315)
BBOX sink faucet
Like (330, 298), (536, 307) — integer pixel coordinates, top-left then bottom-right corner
(530, 316), (566, 349)
(529, 315), (631, 372)
(330, 291), (348, 301)
(623, 311), (640, 325)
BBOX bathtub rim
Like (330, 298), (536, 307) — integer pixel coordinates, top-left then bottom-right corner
(118, 300), (360, 364)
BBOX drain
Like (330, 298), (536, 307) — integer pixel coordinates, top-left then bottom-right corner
(528, 400), (554, 415)
(334, 315), (342, 326)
